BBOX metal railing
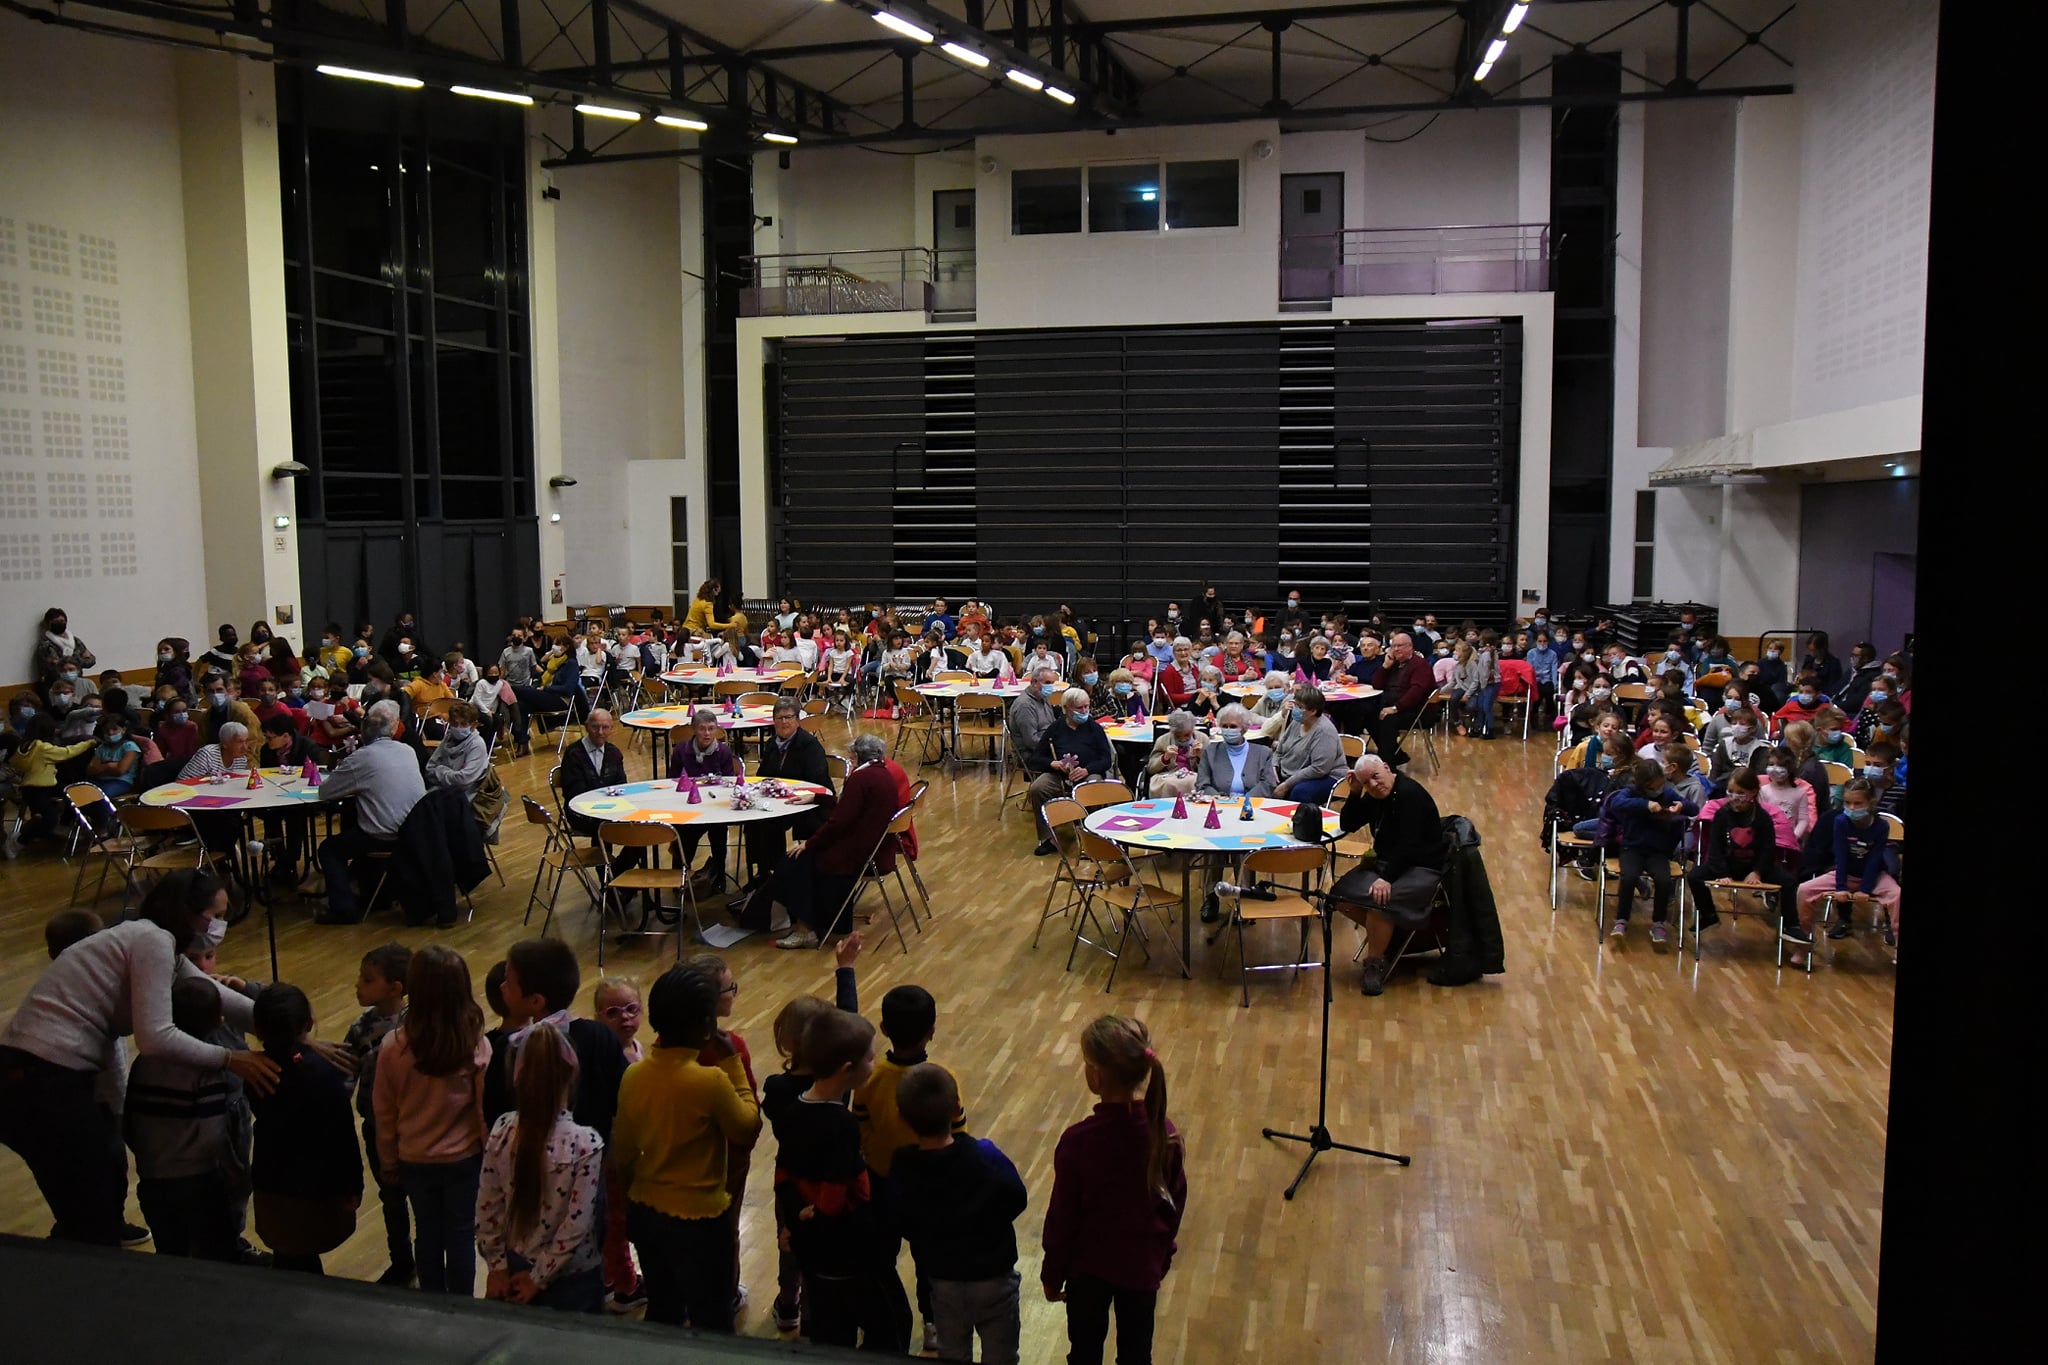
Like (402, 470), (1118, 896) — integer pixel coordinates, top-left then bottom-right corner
(740, 248), (938, 318)
(1279, 223), (1551, 301)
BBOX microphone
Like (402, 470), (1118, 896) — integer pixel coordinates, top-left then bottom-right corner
(1214, 881), (1278, 902)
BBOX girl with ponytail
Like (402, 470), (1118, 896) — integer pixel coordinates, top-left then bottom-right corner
(477, 1017), (606, 1312)
(1041, 1015), (1189, 1365)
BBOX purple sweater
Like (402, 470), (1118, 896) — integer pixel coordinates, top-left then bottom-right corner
(1042, 1101), (1187, 1294)
(668, 738), (740, 782)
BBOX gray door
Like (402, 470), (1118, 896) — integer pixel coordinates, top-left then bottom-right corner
(1281, 173), (1343, 301)
(933, 189), (975, 315)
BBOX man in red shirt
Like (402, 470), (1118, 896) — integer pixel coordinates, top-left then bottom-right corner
(1369, 631), (1435, 766)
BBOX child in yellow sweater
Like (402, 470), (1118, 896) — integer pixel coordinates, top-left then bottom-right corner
(610, 961), (761, 1332)
(10, 715), (93, 839)
(851, 985), (967, 1353)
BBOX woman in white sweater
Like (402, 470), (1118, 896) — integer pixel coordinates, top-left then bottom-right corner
(0, 870), (279, 1245)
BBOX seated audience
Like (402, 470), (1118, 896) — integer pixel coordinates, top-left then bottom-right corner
(1272, 687), (1346, 808)
(1144, 711), (1204, 799)
(314, 702), (427, 925)
(1332, 755), (1446, 996)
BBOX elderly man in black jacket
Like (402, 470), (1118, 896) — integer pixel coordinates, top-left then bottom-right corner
(745, 698), (837, 879)
(1333, 753), (1447, 996)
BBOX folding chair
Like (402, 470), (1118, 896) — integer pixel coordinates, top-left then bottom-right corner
(595, 821), (691, 968)
(891, 683), (943, 765)
(520, 796), (605, 933)
(417, 697), (456, 751)
(1392, 690), (1448, 774)
(952, 695), (1007, 779)
(118, 805), (227, 910)
(64, 782), (137, 907)
(1069, 830), (1186, 990)
(1225, 844), (1327, 1007)
(815, 802), (921, 954)
(899, 778), (933, 915)
(1036, 796), (1104, 946)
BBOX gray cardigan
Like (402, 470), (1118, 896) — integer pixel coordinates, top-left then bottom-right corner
(1272, 715), (1348, 785)
(1195, 740), (1277, 798)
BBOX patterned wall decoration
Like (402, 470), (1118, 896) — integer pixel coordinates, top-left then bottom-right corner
(0, 211), (137, 593)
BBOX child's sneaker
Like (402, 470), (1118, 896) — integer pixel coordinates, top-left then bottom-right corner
(771, 1294), (801, 1332)
(1648, 921), (1671, 947)
(605, 1285), (648, 1314)
(1608, 917), (1628, 940)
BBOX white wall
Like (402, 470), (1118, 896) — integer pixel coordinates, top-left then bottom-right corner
(1639, 99), (1734, 449)
(975, 122), (1284, 328)
(774, 146), (917, 256)
(1358, 109), (1520, 228)
(1790, 0), (1937, 422)
(549, 158), (688, 608)
(0, 23), (209, 678)
(1726, 94), (1801, 433)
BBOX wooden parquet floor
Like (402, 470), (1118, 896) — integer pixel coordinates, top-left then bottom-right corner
(0, 720), (1895, 1362)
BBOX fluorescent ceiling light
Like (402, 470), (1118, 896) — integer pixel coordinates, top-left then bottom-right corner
(941, 41), (990, 68)
(576, 102), (642, 121)
(1473, 59), (1495, 80)
(450, 85), (533, 105)
(1139, 190), (1157, 202)
(317, 64), (423, 89)
(1005, 69), (1044, 91)
(1503, 3), (1528, 33)
(763, 131), (800, 145)
(872, 11), (934, 42)
(1484, 37), (1507, 64)
(656, 114), (710, 131)
(1045, 86), (1076, 105)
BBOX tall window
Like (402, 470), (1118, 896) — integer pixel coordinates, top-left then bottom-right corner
(277, 69), (537, 648)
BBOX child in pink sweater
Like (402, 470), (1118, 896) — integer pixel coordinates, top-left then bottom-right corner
(373, 945), (491, 1295)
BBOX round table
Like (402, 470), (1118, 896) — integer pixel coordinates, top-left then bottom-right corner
(912, 677), (1044, 700)
(660, 665), (803, 689)
(619, 704), (777, 778)
(566, 775), (832, 828)
(1083, 796), (1340, 969)
(145, 768), (347, 978)
(1225, 680), (1382, 704)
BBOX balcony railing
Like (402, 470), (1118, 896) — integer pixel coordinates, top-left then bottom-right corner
(1280, 223), (1551, 302)
(740, 248), (937, 318)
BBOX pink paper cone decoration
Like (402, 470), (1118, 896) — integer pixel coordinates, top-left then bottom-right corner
(1170, 794), (1188, 820)
(686, 778), (703, 805)
(1203, 799), (1221, 829)
(1295, 665), (1308, 683)
(301, 758), (318, 784)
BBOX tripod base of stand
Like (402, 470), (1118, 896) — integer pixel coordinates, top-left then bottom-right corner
(1263, 1125), (1410, 1201)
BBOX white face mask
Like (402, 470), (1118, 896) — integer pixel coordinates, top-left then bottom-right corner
(203, 916), (228, 945)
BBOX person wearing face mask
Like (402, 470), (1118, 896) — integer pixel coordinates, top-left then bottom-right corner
(1021, 627), (1063, 679)
(1756, 745), (1818, 854)
(9, 713), (95, 837)
(1098, 666), (1141, 721)
(1272, 687), (1347, 807)
(424, 699), (492, 801)
(149, 696), (199, 768)
(249, 678), (309, 739)
(1855, 697), (1906, 750)
(1688, 768), (1797, 932)
(1753, 636), (1792, 710)
(84, 709), (142, 798)
(300, 679), (359, 755)
(195, 672), (260, 748)
(1773, 673), (1830, 727)
(1707, 704), (1768, 780)
(1810, 707), (1855, 771)
(1144, 710), (1206, 800)
(1195, 704), (1275, 801)
(1785, 778), (1898, 966)
(33, 607), (98, 705)
(314, 623), (353, 678)
(0, 870), (281, 1246)
(152, 638), (194, 705)
(1008, 671), (1063, 836)
(378, 613), (431, 672)
(1026, 688), (1116, 857)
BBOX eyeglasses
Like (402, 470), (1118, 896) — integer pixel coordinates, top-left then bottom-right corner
(600, 1002), (641, 1021)
(718, 981), (740, 997)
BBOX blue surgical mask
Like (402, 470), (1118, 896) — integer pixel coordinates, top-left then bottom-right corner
(1597, 753), (1615, 769)
(1266, 687), (1285, 702)
(1033, 625), (1044, 635)
(1041, 684), (1057, 700)
(1289, 706), (1305, 724)
(1083, 672), (1099, 686)
(353, 646), (369, 658)
(1867, 691), (1889, 706)
(1221, 727), (1245, 748)
(446, 725), (473, 742)
(1722, 696), (1740, 712)
(1818, 729), (1840, 745)
(1846, 806), (1873, 824)
(1071, 710), (1090, 724)
(1798, 694), (1817, 707)
(1113, 682), (1133, 696)
(1861, 764), (1883, 780)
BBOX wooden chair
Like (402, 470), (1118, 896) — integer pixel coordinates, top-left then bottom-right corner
(1037, 797), (1110, 947)
(952, 695), (1008, 777)
(900, 778), (933, 914)
(1822, 760), (1853, 789)
(1073, 779), (1134, 810)
(713, 679), (754, 703)
(1069, 830), (1187, 990)
(817, 802), (921, 954)
(596, 821), (691, 968)
(118, 805), (225, 909)
(62, 781), (137, 907)
(520, 796), (604, 935)
(737, 690), (779, 710)
(891, 682), (943, 765)
(933, 669), (974, 684)
(1226, 844), (1327, 1007)
(416, 697), (457, 750)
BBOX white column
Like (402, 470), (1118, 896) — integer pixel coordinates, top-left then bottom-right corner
(527, 140), (567, 612)
(1725, 94), (1801, 434)
(678, 160), (710, 595)
(1717, 483), (1801, 637)
(176, 53), (301, 642)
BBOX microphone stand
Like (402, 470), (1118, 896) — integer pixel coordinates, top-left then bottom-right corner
(1261, 883), (1411, 1198)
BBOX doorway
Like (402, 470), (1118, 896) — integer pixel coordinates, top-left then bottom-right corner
(933, 188), (975, 317)
(1280, 173), (1343, 302)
